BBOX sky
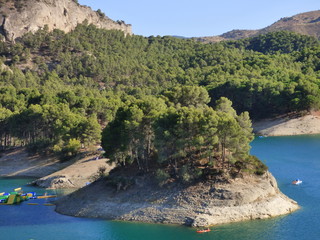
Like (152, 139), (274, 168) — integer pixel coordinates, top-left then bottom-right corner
(78, 0), (319, 38)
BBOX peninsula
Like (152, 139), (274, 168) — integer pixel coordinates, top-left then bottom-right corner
(55, 171), (298, 227)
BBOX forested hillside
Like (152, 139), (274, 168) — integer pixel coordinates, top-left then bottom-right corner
(0, 23), (319, 180)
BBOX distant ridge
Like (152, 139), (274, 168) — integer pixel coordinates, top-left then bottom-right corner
(170, 35), (189, 39)
(196, 10), (320, 43)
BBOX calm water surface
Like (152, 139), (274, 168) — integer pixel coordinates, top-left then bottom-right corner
(1, 135), (320, 240)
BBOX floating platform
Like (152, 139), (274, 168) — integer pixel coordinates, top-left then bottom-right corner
(37, 195), (57, 199)
(0, 188), (56, 205)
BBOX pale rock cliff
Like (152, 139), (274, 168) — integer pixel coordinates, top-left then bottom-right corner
(55, 172), (299, 227)
(0, 0), (132, 41)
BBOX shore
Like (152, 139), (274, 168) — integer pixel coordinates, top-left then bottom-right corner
(55, 172), (299, 227)
(1, 111), (311, 226)
(0, 147), (300, 227)
(0, 148), (113, 189)
(253, 112), (320, 136)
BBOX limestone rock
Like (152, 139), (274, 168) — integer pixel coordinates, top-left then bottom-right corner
(55, 171), (299, 227)
(0, 0), (132, 41)
(34, 175), (75, 188)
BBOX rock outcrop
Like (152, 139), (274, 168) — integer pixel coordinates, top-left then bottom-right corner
(0, 0), (132, 41)
(55, 172), (299, 227)
(34, 175), (76, 188)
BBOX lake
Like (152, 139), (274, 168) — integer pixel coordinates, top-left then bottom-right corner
(1, 135), (319, 240)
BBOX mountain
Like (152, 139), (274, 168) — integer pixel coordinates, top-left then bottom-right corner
(0, 0), (132, 41)
(197, 10), (320, 43)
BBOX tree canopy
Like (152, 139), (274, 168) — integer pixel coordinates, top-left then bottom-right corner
(0, 25), (318, 177)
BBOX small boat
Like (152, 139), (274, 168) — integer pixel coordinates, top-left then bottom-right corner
(292, 179), (302, 185)
(258, 135), (267, 138)
(196, 228), (211, 233)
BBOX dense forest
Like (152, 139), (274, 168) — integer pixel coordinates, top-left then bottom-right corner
(0, 23), (319, 181)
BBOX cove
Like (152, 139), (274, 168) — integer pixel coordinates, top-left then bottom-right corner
(1, 135), (319, 239)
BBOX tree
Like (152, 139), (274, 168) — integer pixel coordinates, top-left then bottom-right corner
(78, 114), (101, 147)
(154, 106), (219, 179)
(163, 85), (210, 107)
(0, 107), (13, 149)
(236, 111), (254, 158)
(101, 104), (144, 167)
(101, 96), (166, 171)
(215, 97), (236, 117)
(215, 111), (241, 166)
(215, 98), (254, 169)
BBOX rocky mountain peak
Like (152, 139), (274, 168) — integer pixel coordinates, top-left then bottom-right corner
(0, 0), (132, 41)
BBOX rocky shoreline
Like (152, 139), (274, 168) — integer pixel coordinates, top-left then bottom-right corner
(2, 109), (313, 227)
(55, 172), (299, 227)
(0, 148), (300, 227)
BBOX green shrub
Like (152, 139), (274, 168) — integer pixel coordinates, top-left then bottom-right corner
(53, 138), (81, 161)
(107, 176), (134, 191)
(179, 164), (203, 183)
(90, 166), (107, 181)
(247, 155), (268, 175)
(26, 140), (51, 154)
(179, 165), (192, 183)
(155, 169), (170, 187)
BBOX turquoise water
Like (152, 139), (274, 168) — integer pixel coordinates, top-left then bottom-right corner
(1, 135), (320, 240)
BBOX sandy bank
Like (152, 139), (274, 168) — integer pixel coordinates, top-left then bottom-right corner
(0, 148), (112, 189)
(0, 148), (62, 178)
(253, 112), (320, 136)
(55, 172), (299, 227)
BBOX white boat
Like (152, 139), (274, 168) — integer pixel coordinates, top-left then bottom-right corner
(292, 179), (302, 185)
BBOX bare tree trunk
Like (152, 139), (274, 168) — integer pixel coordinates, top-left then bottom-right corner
(4, 133), (7, 149)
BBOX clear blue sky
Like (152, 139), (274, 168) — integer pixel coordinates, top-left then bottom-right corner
(78, 0), (319, 37)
